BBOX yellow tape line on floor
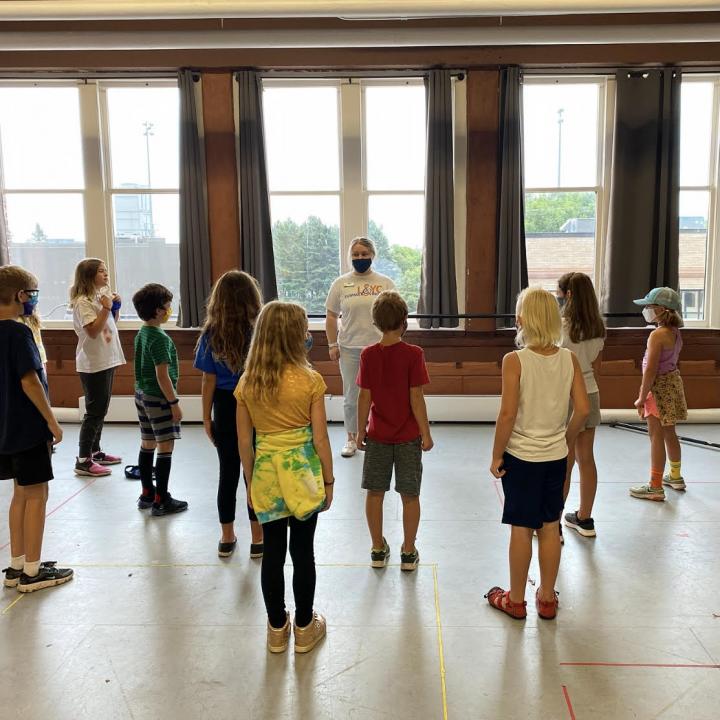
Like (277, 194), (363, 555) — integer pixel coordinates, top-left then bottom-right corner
(432, 564), (449, 720)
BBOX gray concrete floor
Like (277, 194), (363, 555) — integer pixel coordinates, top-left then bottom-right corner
(1, 422), (719, 719)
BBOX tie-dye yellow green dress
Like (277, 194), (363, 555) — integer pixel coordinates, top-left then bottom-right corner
(234, 366), (328, 524)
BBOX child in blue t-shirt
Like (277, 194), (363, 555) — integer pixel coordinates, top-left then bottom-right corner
(0, 265), (73, 593)
(194, 271), (263, 558)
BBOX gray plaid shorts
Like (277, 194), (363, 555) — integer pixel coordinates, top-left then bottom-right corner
(361, 437), (422, 496)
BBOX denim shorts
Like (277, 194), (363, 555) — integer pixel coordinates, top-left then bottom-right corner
(361, 437), (422, 496)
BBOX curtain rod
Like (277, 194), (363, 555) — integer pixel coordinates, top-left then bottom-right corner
(241, 68), (466, 79)
(521, 65), (720, 75)
(0, 70), (177, 80)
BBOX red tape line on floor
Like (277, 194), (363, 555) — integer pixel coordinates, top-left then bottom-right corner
(561, 662), (720, 669)
(562, 685), (576, 720)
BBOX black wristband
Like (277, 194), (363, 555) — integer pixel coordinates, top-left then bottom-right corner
(324, 479), (335, 486)
(168, 398), (179, 406)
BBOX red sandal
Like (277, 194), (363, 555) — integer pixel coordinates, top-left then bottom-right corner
(485, 586), (527, 620)
(535, 589), (559, 620)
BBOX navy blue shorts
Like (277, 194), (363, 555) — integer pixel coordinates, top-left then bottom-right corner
(501, 452), (566, 530)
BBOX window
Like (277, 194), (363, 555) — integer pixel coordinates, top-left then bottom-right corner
(678, 76), (718, 323)
(262, 79), (428, 314)
(522, 77), (612, 292)
(0, 79), (180, 323)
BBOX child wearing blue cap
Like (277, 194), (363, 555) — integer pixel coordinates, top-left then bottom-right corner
(629, 287), (687, 501)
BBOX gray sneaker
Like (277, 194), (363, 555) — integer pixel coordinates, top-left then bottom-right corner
(629, 484), (665, 502)
(663, 474), (686, 491)
(371, 538), (390, 568)
(400, 547), (419, 572)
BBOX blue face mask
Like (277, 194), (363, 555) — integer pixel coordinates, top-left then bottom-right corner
(20, 291), (39, 317)
(352, 258), (372, 274)
(304, 334), (314, 352)
(557, 296), (566, 308)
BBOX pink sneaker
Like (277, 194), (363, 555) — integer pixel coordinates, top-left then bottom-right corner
(92, 451), (122, 466)
(74, 458), (111, 477)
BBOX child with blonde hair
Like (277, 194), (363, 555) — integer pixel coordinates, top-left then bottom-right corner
(630, 287), (687, 501)
(194, 270), (264, 558)
(236, 301), (333, 654)
(69, 258), (125, 477)
(557, 272), (606, 538)
(487, 287), (589, 620)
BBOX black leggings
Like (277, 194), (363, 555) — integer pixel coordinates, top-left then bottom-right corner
(261, 513), (318, 629)
(78, 368), (115, 458)
(212, 388), (257, 525)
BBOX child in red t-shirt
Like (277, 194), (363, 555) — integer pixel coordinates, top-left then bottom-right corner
(356, 290), (433, 572)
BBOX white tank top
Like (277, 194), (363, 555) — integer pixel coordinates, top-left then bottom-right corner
(506, 347), (574, 462)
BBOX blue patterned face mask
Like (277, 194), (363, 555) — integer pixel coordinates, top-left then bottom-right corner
(304, 334), (314, 352)
(20, 289), (39, 316)
(352, 258), (372, 274)
(557, 295), (566, 308)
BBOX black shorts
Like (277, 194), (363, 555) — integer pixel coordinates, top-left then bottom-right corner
(0, 442), (53, 486)
(501, 452), (566, 530)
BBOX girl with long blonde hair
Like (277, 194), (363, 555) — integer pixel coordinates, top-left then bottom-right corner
(236, 301), (333, 654)
(194, 270), (263, 558)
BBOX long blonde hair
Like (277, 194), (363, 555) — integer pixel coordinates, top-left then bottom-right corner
(516, 286), (562, 349)
(240, 301), (311, 403)
(69, 258), (103, 305)
(196, 270), (262, 374)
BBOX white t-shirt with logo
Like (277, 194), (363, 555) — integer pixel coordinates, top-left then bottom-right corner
(325, 270), (396, 349)
(73, 294), (126, 374)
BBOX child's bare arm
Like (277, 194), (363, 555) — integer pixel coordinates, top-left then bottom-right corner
(20, 370), (62, 444)
(567, 353), (590, 447)
(410, 386), (433, 451)
(155, 363), (182, 423)
(636, 330), (663, 413)
(490, 352), (520, 478)
(356, 387), (372, 449)
(236, 403), (255, 494)
(310, 397), (334, 510)
(200, 372), (216, 444)
(83, 295), (112, 339)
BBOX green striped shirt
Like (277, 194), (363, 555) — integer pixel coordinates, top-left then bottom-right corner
(134, 325), (178, 397)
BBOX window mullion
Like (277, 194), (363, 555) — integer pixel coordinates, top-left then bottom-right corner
(339, 81), (364, 272)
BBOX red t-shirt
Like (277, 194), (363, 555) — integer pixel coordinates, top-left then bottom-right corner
(356, 341), (430, 444)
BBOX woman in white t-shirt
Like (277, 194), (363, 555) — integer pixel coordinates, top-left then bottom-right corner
(325, 237), (395, 457)
(557, 272), (606, 539)
(69, 258), (126, 477)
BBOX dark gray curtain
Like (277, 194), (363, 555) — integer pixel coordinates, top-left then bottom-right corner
(602, 68), (681, 327)
(178, 69), (212, 327)
(496, 67), (528, 328)
(236, 71), (277, 301)
(418, 70), (458, 329)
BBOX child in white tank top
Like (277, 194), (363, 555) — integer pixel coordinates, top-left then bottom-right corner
(486, 287), (589, 621)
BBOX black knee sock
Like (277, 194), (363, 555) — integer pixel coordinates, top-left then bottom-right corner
(155, 452), (172, 500)
(138, 448), (155, 495)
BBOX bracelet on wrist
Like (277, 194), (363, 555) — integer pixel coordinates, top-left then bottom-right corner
(168, 398), (180, 406)
(328, 343), (338, 348)
(324, 478), (335, 486)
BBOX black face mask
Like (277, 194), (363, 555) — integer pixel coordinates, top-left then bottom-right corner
(352, 258), (372, 274)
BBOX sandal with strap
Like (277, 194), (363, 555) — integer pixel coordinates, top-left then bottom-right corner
(484, 586), (527, 620)
(535, 589), (559, 620)
(124, 465), (156, 481)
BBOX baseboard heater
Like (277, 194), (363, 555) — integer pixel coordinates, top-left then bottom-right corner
(53, 396), (720, 425)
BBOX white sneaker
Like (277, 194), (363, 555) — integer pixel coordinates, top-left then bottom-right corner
(341, 440), (357, 457)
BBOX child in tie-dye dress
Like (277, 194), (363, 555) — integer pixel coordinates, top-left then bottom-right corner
(235, 301), (334, 655)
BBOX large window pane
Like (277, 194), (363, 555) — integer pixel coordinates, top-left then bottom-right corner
(523, 83), (599, 188)
(106, 86), (179, 190)
(365, 85), (426, 191)
(263, 87), (340, 192)
(270, 195), (340, 314)
(679, 190), (709, 321)
(524, 191), (596, 290)
(0, 86), (83, 190)
(112, 193), (180, 319)
(368, 194), (424, 311)
(680, 82), (714, 187)
(6, 193), (85, 318)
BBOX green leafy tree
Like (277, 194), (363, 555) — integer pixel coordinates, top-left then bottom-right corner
(524, 192), (596, 233)
(30, 223), (48, 243)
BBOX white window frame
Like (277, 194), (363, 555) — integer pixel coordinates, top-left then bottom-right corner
(0, 77), (180, 329)
(679, 73), (720, 328)
(522, 75), (614, 292)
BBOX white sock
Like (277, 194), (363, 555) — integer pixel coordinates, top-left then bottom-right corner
(78, 456), (88, 463)
(24, 560), (40, 577)
(10, 555), (25, 571)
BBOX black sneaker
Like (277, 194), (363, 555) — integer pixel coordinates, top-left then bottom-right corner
(151, 494), (188, 517)
(564, 511), (596, 538)
(218, 539), (237, 558)
(250, 543), (264, 559)
(370, 538), (390, 568)
(400, 546), (419, 572)
(137, 493), (155, 510)
(17, 562), (74, 593)
(3, 561), (56, 588)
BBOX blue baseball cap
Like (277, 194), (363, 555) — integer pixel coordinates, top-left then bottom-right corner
(633, 287), (682, 312)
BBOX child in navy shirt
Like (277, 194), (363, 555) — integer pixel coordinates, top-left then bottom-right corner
(0, 265), (73, 593)
(356, 290), (433, 571)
